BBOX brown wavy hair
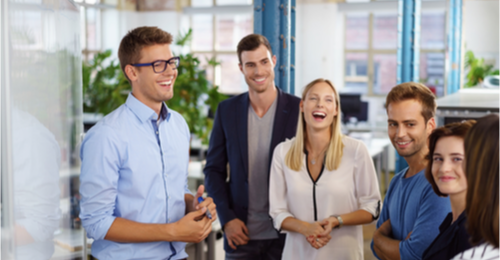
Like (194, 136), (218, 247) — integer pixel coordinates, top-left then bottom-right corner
(236, 34), (273, 64)
(385, 82), (436, 123)
(464, 114), (499, 247)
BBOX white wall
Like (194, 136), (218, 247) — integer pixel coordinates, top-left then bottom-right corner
(463, 0), (499, 68)
(295, 3), (343, 96)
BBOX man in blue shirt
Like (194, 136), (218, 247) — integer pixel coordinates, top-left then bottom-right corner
(371, 82), (451, 260)
(79, 26), (217, 260)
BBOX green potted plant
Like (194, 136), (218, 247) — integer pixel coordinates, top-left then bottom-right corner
(464, 50), (499, 88)
(169, 29), (228, 144)
(82, 50), (130, 115)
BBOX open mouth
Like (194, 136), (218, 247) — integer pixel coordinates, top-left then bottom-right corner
(396, 140), (412, 147)
(312, 111), (326, 121)
(254, 77), (266, 84)
(158, 79), (173, 87)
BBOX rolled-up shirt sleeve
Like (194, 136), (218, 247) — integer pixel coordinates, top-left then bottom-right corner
(79, 126), (122, 240)
(353, 141), (381, 218)
(269, 143), (294, 232)
(399, 186), (449, 260)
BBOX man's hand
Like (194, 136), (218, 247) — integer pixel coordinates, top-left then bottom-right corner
(172, 208), (213, 243)
(223, 218), (249, 250)
(192, 185), (217, 221)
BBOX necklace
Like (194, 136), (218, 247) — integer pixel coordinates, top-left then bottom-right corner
(309, 149), (327, 165)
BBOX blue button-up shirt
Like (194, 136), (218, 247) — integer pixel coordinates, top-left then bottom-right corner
(80, 94), (191, 260)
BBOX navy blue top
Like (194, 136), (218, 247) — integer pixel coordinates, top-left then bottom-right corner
(422, 211), (472, 260)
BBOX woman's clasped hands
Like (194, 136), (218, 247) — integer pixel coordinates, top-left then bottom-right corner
(301, 216), (339, 249)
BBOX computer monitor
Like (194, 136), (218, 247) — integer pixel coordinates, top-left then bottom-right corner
(339, 93), (368, 123)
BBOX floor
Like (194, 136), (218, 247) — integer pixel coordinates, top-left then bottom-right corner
(363, 222), (378, 260)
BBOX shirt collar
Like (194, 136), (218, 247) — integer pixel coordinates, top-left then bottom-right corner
(125, 93), (170, 123)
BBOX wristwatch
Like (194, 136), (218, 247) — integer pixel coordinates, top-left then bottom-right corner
(332, 215), (344, 229)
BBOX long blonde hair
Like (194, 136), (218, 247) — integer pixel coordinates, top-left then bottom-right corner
(285, 78), (344, 171)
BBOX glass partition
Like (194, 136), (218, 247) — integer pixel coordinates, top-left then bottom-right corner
(1, 0), (83, 259)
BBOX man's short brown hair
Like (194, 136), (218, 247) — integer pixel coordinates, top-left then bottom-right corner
(385, 82), (436, 122)
(236, 34), (273, 64)
(424, 120), (476, 197)
(118, 26), (173, 80)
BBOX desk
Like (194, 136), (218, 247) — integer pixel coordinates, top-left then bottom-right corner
(193, 220), (221, 260)
(51, 228), (89, 259)
(349, 133), (392, 194)
(436, 87), (499, 126)
(188, 161), (222, 260)
(365, 138), (392, 194)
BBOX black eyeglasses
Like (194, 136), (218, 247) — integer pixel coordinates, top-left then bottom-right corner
(131, 56), (180, 73)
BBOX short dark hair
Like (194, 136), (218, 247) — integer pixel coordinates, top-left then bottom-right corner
(118, 26), (173, 81)
(385, 82), (436, 123)
(425, 120), (476, 197)
(464, 114), (499, 247)
(236, 34), (273, 64)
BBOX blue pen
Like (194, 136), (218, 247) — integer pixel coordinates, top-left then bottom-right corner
(197, 197), (213, 219)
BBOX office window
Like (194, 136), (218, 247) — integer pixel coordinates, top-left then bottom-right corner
(75, 0), (116, 61)
(344, 13), (397, 95)
(420, 11), (446, 97)
(191, 4), (253, 94)
(345, 52), (368, 93)
(344, 11), (446, 96)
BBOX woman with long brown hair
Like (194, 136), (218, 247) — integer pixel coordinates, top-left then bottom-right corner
(269, 78), (381, 260)
(452, 114), (499, 260)
(422, 121), (475, 260)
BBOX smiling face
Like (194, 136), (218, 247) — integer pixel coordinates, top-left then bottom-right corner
(387, 99), (435, 159)
(126, 43), (177, 112)
(300, 81), (338, 132)
(431, 136), (467, 196)
(239, 44), (276, 94)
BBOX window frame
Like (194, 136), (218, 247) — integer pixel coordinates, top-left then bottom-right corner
(189, 0), (253, 95)
(76, 0), (116, 62)
(343, 10), (447, 97)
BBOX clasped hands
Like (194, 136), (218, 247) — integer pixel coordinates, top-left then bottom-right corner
(301, 216), (339, 250)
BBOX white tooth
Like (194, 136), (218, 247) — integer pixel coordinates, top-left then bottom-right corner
(159, 81), (172, 85)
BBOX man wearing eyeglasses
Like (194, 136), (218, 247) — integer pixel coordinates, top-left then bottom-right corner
(79, 26), (217, 260)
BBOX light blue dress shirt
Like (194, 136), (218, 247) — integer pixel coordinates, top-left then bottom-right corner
(80, 94), (191, 260)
